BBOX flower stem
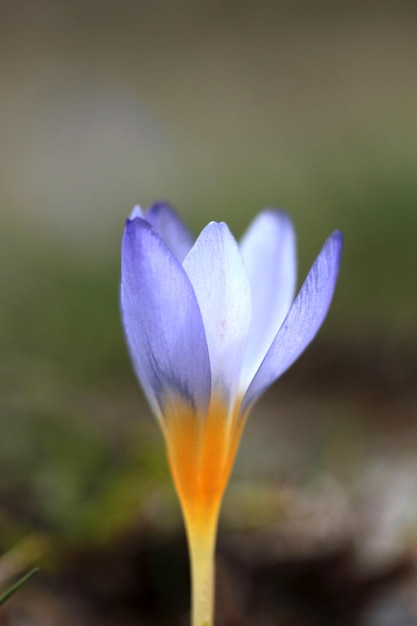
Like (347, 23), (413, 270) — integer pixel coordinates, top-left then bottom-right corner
(185, 506), (219, 626)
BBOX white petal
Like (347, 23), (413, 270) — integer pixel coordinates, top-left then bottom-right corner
(130, 205), (144, 219)
(239, 210), (297, 388)
(183, 222), (252, 403)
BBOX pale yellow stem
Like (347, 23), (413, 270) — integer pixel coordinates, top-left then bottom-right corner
(185, 506), (219, 626)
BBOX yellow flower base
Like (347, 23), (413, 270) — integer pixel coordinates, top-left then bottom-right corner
(164, 395), (245, 626)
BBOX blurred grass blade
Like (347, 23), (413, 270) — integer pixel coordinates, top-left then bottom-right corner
(0, 568), (39, 605)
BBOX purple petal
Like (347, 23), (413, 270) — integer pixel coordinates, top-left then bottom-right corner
(121, 218), (211, 420)
(143, 201), (194, 263)
(183, 222), (252, 403)
(239, 210), (297, 389)
(242, 231), (343, 412)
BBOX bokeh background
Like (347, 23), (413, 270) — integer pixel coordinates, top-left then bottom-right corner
(0, 1), (416, 624)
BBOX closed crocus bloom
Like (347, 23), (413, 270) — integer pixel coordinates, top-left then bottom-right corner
(121, 202), (343, 626)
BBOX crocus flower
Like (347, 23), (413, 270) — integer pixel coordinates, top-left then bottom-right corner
(120, 202), (343, 626)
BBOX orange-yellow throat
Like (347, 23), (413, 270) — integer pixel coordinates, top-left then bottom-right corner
(164, 395), (244, 531)
(163, 395), (245, 626)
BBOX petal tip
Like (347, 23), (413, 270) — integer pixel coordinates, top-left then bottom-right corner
(124, 214), (152, 242)
(327, 230), (344, 263)
(129, 205), (144, 220)
(266, 207), (291, 219)
(331, 229), (344, 244)
(147, 200), (174, 214)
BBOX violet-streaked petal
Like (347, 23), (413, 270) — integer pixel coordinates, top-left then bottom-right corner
(239, 210), (297, 389)
(183, 222), (252, 402)
(242, 231), (343, 412)
(121, 218), (211, 421)
(143, 201), (194, 263)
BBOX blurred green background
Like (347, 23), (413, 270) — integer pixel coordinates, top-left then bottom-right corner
(0, 1), (416, 624)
